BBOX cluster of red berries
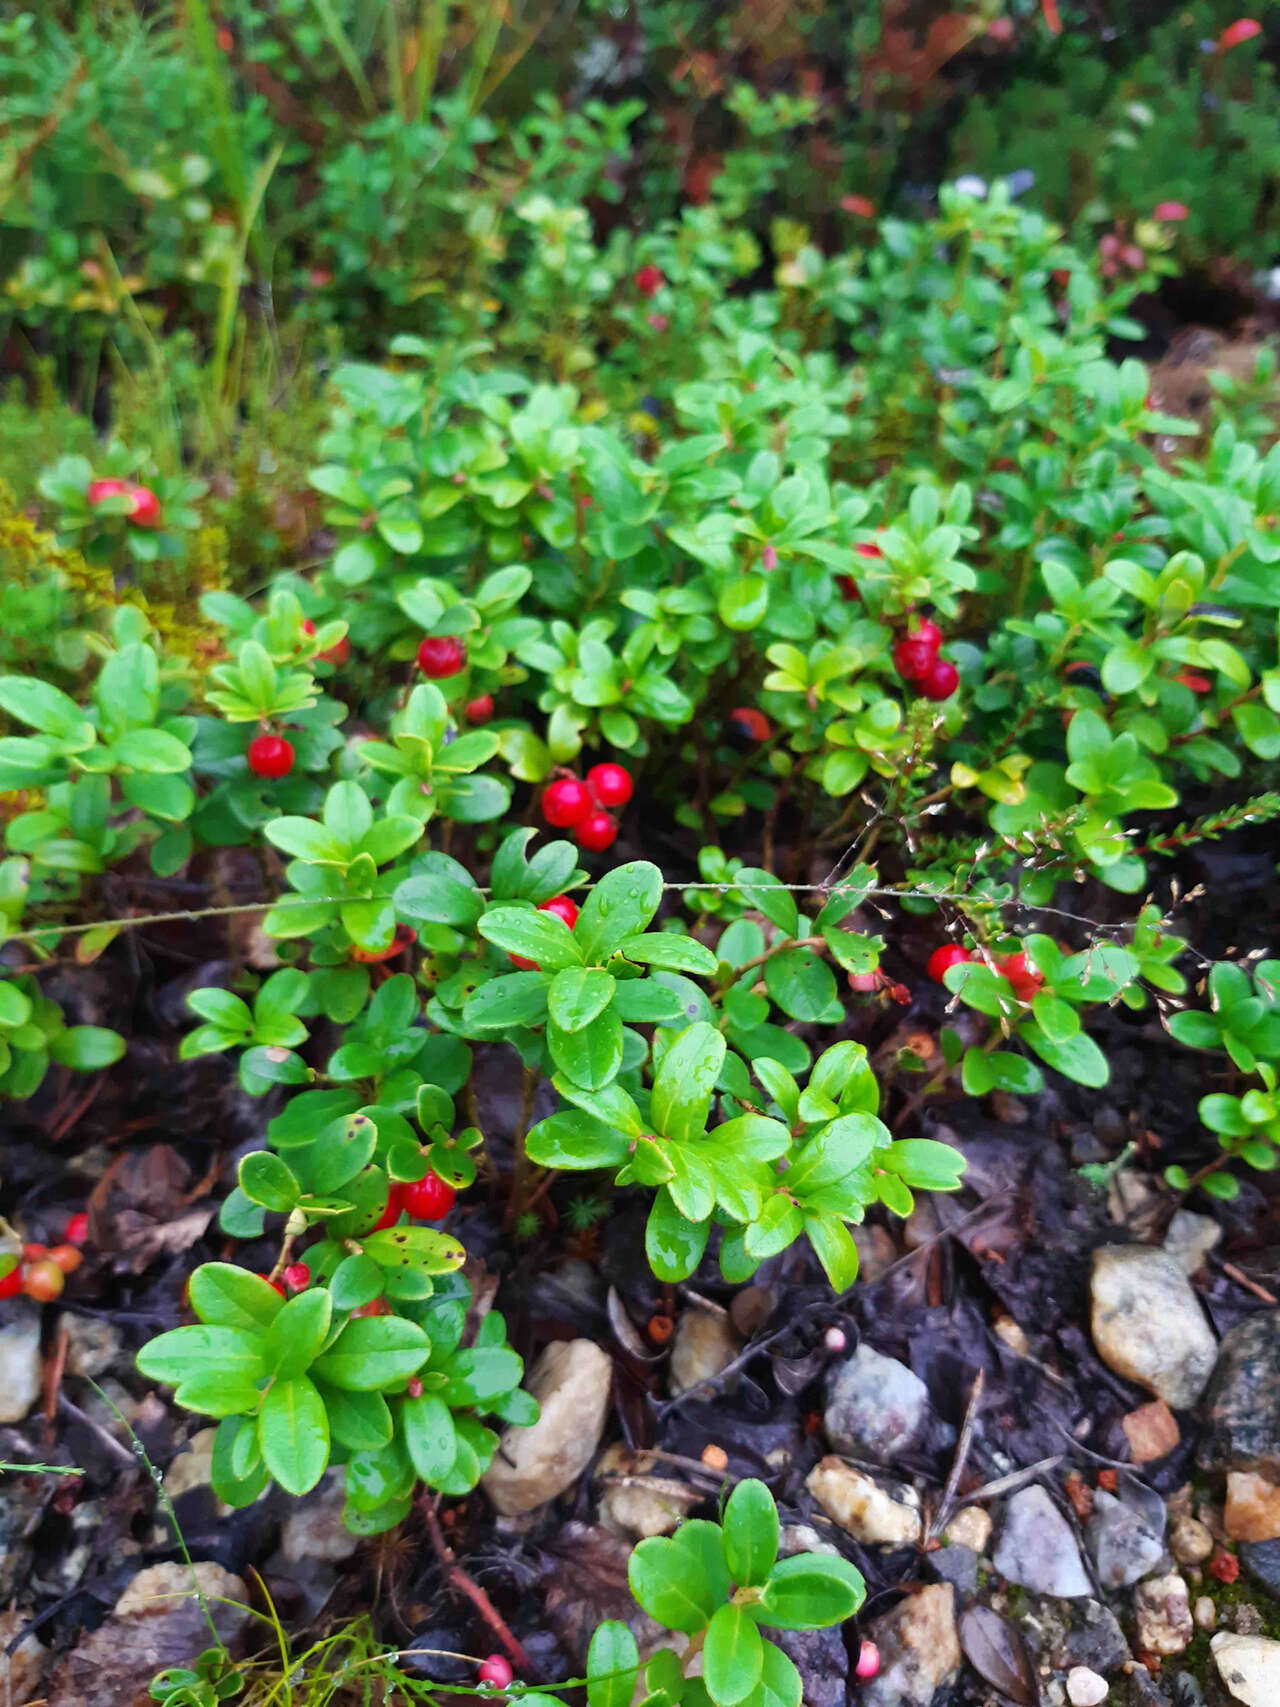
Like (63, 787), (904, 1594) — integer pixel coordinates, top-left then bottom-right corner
(511, 894), (579, 971)
(891, 620), (958, 701)
(87, 478), (162, 529)
(0, 1213), (89, 1304)
(926, 944), (1044, 1002)
(301, 618), (350, 667)
(417, 636), (467, 678)
(540, 763), (632, 852)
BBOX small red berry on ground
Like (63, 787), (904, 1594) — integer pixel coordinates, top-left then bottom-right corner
(401, 1173), (457, 1220)
(465, 694), (495, 724)
(0, 1266), (21, 1300)
(854, 1640), (880, 1680)
(248, 734), (295, 779)
(47, 1245), (83, 1274)
(64, 1212), (90, 1246)
(927, 945), (972, 983)
(478, 1656), (514, 1689)
(576, 811), (618, 853)
(634, 265), (664, 298)
(417, 636), (467, 678)
(22, 1260), (64, 1302)
(586, 762), (633, 808)
(541, 778), (593, 828)
(1209, 1549), (1240, 1583)
(919, 659), (959, 701)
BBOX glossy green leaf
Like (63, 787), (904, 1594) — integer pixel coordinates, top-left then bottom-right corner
(722, 1479), (778, 1586)
(258, 1375), (330, 1495)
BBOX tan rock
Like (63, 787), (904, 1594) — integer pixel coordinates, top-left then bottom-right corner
(1090, 1246), (1216, 1409)
(1212, 1632), (1280, 1705)
(115, 1561), (247, 1618)
(668, 1300), (740, 1398)
(944, 1505), (992, 1553)
(859, 1584), (961, 1707)
(1170, 1513), (1215, 1565)
(1121, 1400), (1180, 1464)
(1224, 1471), (1280, 1542)
(1194, 1596), (1217, 1631)
(805, 1457), (922, 1547)
(1134, 1573), (1193, 1657)
(482, 1338), (612, 1516)
(595, 1447), (700, 1540)
(0, 1611), (46, 1705)
(993, 1315), (1031, 1356)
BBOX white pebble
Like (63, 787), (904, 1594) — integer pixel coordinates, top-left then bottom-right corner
(1066, 1667), (1108, 1707)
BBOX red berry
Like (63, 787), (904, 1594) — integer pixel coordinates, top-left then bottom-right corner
(247, 734), (295, 778)
(478, 1656), (514, 1689)
(47, 1245), (83, 1274)
(127, 485), (162, 529)
(65, 1212), (90, 1247)
(854, 1640), (880, 1680)
(0, 1266), (21, 1300)
(847, 971), (881, 993)
(996, 951), (1044, 1002)
(892, 637), (935, 682)
(283, 1262), (311, 1293)
(22, 1260), (64, 1302)
(1219, 18), (1262, 52)
(836, 575), (862, 602)
(541, 778), (593, 828)
(576, 811), (617, 853)
(87, 477), (131, 508)
(401, 1173), (456, 1221)
(586, 762), (633, 808)
(855, 542), (884, 560)
(465, 694), (495, 725)
(350, 925), (415, 964)
(918, 658), (959, 701)
(634, 265), (664, 298)
(911, 619), (943, 652)
(22, 1243), (47, 1262)
(417, 636), (466, 678)
(762, 544), (778, 571)
(353, 1297), (390, 1317)
(647, 314), (669, 333)
(1209, 1549), (1240, 1582)
(372, 1185), (404, 1231)
(303, 619), (348, 665)
(538, 895), (579, 930)
(729, 707), (771, 743)
(1153, 201), (1189, 223)
(927, 945), (972, 983)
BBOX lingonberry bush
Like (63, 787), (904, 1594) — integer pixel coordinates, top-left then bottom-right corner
(1, 182), (1279, 1526)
